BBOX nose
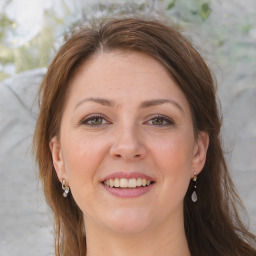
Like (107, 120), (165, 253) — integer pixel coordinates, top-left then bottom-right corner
(109, 125), (146, 161)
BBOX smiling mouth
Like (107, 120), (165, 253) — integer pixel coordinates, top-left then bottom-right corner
(102, 178), (155, 189)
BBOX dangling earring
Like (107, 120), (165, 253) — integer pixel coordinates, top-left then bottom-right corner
(191, 172), (198, 202)
(62, 179), (70, 197)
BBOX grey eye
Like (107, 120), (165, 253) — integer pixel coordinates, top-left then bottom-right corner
(88, 117), (103, 125)
(151, 118), (165, 125)
(147, 116), (173, 126)
(81, 114), (109, 127)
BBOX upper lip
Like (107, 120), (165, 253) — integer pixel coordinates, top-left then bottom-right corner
(100, 172), (156, 183)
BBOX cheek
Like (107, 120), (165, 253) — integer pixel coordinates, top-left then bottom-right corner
(150, 133), (194, 196)
(154, 134), (194, 173)
(61, 133), (106, 185)
(61, 135), (107, 212)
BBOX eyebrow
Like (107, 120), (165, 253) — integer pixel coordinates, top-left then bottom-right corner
(74, 97), (115, 110)
(74, 97), (184, 113)
(139, 99), (184, 113)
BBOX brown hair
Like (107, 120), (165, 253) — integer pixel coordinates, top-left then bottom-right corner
(33, 17), (256, 256)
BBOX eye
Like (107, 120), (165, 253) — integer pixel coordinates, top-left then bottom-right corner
(146, 115), (174, 126)
(80, 114), (110, 127)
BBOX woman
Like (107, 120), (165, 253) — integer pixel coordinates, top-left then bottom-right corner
(33, 17), (256, 256)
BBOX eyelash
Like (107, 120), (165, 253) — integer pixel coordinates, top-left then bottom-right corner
(79, 114), (175, 127)
(79, 114), (110, 127)
(145, 114), (175, 126)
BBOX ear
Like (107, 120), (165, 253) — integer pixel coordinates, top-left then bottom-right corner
(49, 136), (68, 183)
(191, 131), (209, 178)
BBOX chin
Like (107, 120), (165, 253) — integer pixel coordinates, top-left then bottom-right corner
(102, 208), (153, 234)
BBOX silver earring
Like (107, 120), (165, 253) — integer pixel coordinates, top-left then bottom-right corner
(191, 172), (198, 202)
(62, 179), (70, 197)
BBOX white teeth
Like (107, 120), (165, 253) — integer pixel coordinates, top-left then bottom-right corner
(114, 178), (119, 187)
(137, 178), (142, 186)
(120, 178), (128, 187)
(128, 178), (137, 188)
(103, 178), (152, 188)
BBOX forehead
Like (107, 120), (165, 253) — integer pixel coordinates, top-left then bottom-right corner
(66, 50), (189, 109)
(70, 50), (168, 86)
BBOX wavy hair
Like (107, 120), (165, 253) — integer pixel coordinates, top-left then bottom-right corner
(33, 17), (256, 256)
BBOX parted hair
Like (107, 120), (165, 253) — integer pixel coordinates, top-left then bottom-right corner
(33, 16), (256, 256)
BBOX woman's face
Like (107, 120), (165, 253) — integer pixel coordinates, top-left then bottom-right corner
(51, 50), (208, 235)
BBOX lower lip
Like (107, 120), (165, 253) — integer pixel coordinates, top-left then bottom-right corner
(101, 183), (155, 198)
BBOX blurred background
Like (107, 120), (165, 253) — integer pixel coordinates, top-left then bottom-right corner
(0, 0), (255, 255)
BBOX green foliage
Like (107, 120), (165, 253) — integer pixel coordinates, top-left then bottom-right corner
(241, 24), (253, 34)
(0, 13), (13, 27)
(0, 0), (255, 85)
(166, 0), (176, 10)
(163, 0), (212, 24)
(0, 13), (12, 42)
(0, 71), (9, 81)
(200, 2), (211, 20)
(0, 0), (154, 81)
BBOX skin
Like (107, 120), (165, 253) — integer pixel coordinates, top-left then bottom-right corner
(50, 50), (209, 256)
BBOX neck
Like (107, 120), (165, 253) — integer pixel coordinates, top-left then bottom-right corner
(84, 211), (191, 256)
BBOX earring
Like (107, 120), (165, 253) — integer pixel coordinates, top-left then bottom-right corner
(62, 179), (70, 197)
(191, 172), (198, 202)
